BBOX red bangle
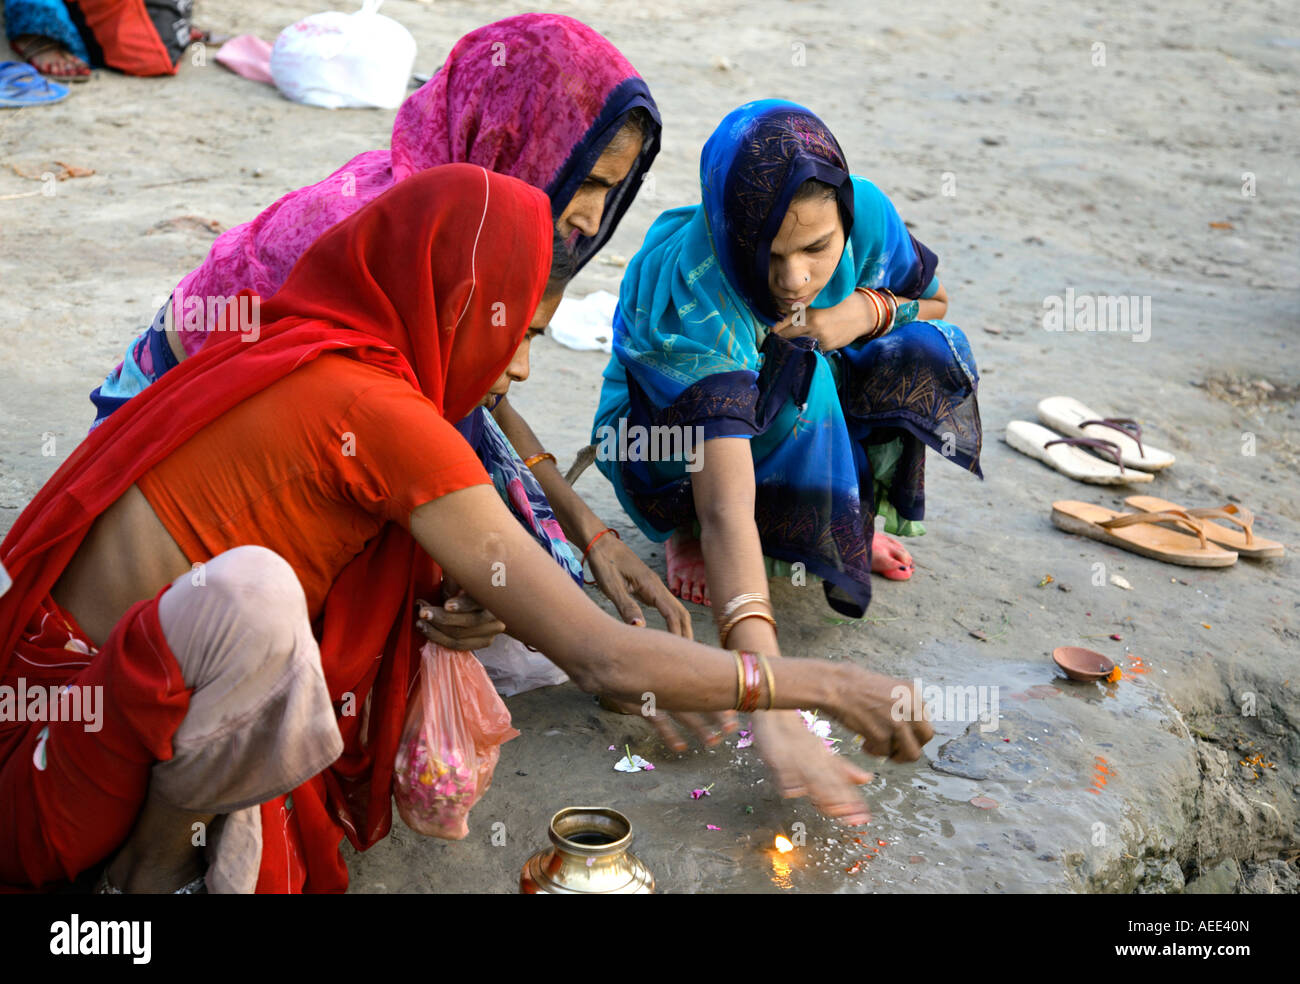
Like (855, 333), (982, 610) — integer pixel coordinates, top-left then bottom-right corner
(581, 527), (621, 585)
(855, 286), (884, 334)
(738, 651), (763, 713)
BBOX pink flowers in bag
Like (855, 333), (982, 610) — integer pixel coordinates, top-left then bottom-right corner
(393, 643), (520, 839)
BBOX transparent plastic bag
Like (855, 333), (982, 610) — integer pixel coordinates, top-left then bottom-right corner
(476, 634), (568, 697)
(393, 643), (520, 839)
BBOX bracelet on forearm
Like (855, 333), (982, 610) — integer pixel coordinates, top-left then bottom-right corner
(855, 286), (884, 335)
(523, 451), (557, 470)
(880, 287), (899, 326)
(580, 527), (620, 585)
(717, 592), (771, 625)
(759, 652), (776, 711)
(719, 609), (778, 649)
(733, 650), (763, 712)
(855, 286), (901, 341)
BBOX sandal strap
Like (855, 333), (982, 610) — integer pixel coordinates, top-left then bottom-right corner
(1043, 435), (1125, 473)
(1100, 508), (1207, 548)
(12, 37), (66, 62)
(1079, 417), (1145, 457)
(1181, 504), (1255, 545)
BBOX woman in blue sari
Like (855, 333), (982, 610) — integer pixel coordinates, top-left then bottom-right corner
(594, 99), (982, 622)
(595, 103), (977, 816)
(593, 101), (981, 814)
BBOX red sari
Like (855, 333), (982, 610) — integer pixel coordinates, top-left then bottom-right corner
(0, 163), (552, 892)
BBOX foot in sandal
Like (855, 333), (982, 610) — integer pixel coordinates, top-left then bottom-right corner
(871, 531), (914, 580)
(11, 35), (91, 80)
(1051, 500), (1237, 567)
(1006, 420), (1153, 485)
(1124, 496), (1284, 559)
(1037, 396), (1174, 471)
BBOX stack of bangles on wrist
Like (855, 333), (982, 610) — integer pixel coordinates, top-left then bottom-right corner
(717, 591), (776, 648)
(731, 650), (775, 712)
(854, 286), (919, 341)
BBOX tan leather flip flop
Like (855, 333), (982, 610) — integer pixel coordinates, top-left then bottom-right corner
(1051, 501), (1238, 567)
(1123, 496), (1284, 559)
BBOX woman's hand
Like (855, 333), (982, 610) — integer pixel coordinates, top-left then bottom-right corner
(753, 711), (875, 825)
(604, 695), (739, 753)
(586, 530), (694, 638)
(415, 575), (506, 651)
(828, 666), (935, 762)
(771, 290), (874, 351)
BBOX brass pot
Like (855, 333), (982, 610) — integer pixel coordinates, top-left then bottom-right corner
(520, 807), (654, 894)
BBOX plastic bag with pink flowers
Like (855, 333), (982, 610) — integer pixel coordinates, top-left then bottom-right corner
(393, 643), (520, 839)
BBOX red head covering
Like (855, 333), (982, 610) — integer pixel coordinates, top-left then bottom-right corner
(0, 164), (553, 891)
(258, 161), (551, 421)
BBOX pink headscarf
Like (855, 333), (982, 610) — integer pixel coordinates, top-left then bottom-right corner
(171, 13), (660, 356)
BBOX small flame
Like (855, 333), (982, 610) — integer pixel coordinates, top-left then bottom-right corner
(774, 835), (794, 854)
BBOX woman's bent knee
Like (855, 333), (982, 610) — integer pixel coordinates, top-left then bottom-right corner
(157, 546), (313, 689)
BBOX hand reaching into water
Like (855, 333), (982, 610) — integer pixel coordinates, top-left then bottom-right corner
(754, 711), (875, 825)
(750, 670), (933, 825)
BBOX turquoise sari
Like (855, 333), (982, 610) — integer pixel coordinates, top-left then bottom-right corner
(593, 100), (982, 616)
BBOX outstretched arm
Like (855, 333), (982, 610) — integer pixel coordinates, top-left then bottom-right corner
(407, 484), (932, 762)
(690, 438), (885, 821)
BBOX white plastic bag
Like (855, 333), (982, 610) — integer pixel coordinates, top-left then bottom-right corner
(476, 635), (569, 697)
(271, 1), (416, 110)
(548, 290), (619, 354)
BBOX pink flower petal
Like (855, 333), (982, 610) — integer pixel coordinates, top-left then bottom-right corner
(706, 824), (721, 831)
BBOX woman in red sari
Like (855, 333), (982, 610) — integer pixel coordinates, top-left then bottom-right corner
(0, 164), (931, 894)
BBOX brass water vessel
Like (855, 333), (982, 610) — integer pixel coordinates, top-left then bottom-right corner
(520, 807), (654, 894)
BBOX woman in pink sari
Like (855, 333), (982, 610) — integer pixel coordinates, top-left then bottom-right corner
(90, 13), (692, 642)
(92, 13), (659, 411)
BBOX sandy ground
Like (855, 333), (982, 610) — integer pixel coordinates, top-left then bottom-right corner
(1, 1), (1297, 893)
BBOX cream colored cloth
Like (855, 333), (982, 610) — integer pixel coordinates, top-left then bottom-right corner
(154, 545), (342, 893)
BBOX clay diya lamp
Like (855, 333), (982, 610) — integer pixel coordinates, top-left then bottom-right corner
(1052, 646), (1116, 682)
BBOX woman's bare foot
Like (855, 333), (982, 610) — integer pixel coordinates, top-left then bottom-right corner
(666, 528), (710, 605)
(11, 35), (91, 79)
(871, 530), (914, 580)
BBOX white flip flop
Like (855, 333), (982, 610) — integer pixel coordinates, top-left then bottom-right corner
(1037, 397), (1174, 471)
(1006, 420), (1153, 485)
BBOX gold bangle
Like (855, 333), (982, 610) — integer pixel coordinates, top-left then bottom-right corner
(719, 610), (778, 649)
(733, 651), (746, 710)
(717, 592), (770, 625)
(879, 288), (899, 329)
(523, 451), (556, 470)
(758, 653), (776, 711)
